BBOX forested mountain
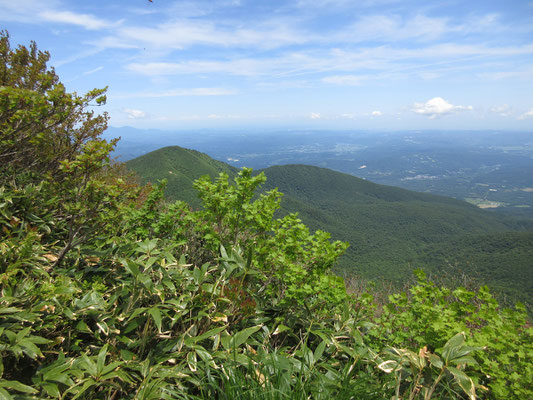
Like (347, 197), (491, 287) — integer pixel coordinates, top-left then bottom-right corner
(127, 146), (533, 306)
(126, 146), (238, 208)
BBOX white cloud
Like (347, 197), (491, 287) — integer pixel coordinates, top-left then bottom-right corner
(332, 13), (503, 45)
(0, 0), (51, 22)
(114, 88), (238, 99)
(490, 105), (512, 117)
(340, 113), (356, 119)
(345, 14), (450, 42)
(322, 75), (364, 86)
(296, 0), (400, 9)
(518, 109), (533, 119)
(310, 113), (322, 119)
(412, 97), (473, 119)
(418, 72), (441, 80)
(126, 60), (267, 76)
(372, 111), (383, 116)
(479, 68), (533, 80)
(64, 66), (104, 83)
(105, 18), (309, 52)
(123, 108), (147, 119)
(82, 66), (104, 76)
(39, 11), (116, 30)
(90, 10), (506, 58)
(0, 1), (117, 31)
(207, 114), (242, 119)
(124, 42), (533, 80)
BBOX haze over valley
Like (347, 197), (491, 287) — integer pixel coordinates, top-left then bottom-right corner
(107, 127), (533, 218)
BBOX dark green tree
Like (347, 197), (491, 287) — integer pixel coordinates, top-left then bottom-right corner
(0, 30), (109, 182)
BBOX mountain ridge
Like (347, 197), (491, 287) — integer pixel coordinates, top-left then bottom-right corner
(126, 146), (532, 306)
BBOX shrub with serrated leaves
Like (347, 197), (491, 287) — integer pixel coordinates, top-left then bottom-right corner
(370, 270), (532, 399)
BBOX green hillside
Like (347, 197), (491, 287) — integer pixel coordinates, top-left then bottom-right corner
(126, 147), (533, 307)
(126, 146), (238, 208)
(258, 165), (533, 305)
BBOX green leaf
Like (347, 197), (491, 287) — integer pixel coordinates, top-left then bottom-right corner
(220, 245), (228, 259)
(184, 325), (227, 347)
(0, 387), (13, 400)
(148, 307), (162, 333)
(192, 267), (203, 285)
(18, 338), (43, 358)
(138, 274), (153, 290)
(81, 353), (97, 377)
(272, 324), (290, 336)
(120, 349), (135, 361)
(0, 380), (37, 394)
(0, 307), (22, 314)
(41, 383), (60, 397)
(42, 371), (74, 386)
(451, 355), (478, 365)
(145, 256), (158, 269)
(447, 366), (476, 400)
(223, 325), (262, 350)
(187, 351), (197, 372)
(96, 344), (108, 376)
(121, 259), (140, 278)
(442, 332), (466, 363)
(428, 353), (443, 369)
(313, 340), (327, 363)
(201, 283), (215, 294)
(100, 361), (124, 377)
(302, 344), (314, 366)
(194, 346), (213, 363)
(377, 360), (399, 374)
(70, 378), (96, 400)
(75, 321), (92, 334)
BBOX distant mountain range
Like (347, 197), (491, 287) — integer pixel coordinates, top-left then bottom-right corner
(106, 127), (533, 218)
(126, 146), (533, 308)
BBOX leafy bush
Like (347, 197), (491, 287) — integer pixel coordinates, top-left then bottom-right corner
(371, 270), (532, 399)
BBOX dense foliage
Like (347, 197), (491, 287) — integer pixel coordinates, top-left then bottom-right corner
(128, 149), (533, 310)
(1, 32), (531, 399)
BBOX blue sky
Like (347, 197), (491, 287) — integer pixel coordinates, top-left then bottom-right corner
(1, 0), (533, 130)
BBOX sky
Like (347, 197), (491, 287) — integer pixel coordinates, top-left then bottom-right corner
(1, 0), (533, 131)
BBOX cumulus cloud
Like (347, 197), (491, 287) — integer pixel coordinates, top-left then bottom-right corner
(310, 113), (322, 119)
(372, 110), (383, 116)
(519, 109), (533, 119)
(412, 97), (472, 119)
(123, 108), (147, 119)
